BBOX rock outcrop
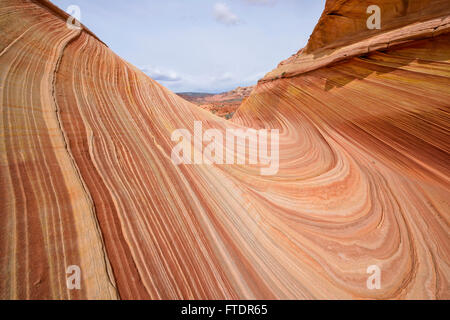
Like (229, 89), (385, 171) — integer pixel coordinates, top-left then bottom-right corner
(178, 86), (254, 119)
(0, 0), (449, 299)
(262, 0), (450, 81)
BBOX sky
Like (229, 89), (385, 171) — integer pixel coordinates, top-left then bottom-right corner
(52, 0), (325, 93)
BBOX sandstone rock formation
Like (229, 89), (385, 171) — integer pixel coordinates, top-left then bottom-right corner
(262, 0), (450, 81)
(178, 86), (254, 119)
(0, 0), (449, 299)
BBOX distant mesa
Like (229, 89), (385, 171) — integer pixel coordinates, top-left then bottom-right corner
(177, 85), (255, 119)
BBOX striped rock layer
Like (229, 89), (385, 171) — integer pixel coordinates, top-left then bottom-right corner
(0, 0), (449, 299)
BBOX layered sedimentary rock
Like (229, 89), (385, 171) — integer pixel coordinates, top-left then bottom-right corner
(178, 86), (255, 119)
(262, 0), (450, 81)
(1, 0), (449, 300)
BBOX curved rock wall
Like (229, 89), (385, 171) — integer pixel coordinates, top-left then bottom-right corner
(0, 0), (448, 299)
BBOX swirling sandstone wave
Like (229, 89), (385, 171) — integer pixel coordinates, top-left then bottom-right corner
(0, 0), (449, 299)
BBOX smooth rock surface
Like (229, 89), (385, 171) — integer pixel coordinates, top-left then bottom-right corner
(0, 0), (449, 299)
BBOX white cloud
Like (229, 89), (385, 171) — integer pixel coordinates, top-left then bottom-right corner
(141, 66), (262, 93)
(245, 0), (276, 5)
(213, 3), (240, 26)
(173, 71), (238, 92)
(212, 72), (234, 82)
(141, 66), (181, 82)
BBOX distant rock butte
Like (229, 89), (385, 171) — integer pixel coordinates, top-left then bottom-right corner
(177, 86), (255, 119)
(1, 0), (449, 299)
